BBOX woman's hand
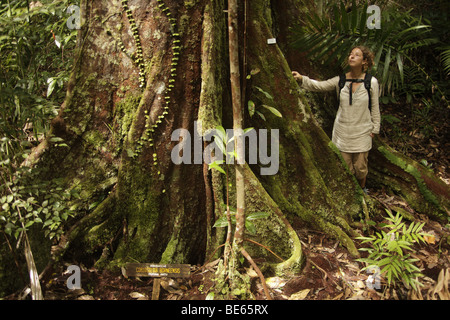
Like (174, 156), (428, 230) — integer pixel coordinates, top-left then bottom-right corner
(292, 71), (302, 82)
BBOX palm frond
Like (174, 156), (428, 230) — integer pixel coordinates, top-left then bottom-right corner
(441, 46), (450, 75)
(290, 1), (438, 97)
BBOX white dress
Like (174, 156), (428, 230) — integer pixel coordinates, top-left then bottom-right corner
(301, 75), (381, 153)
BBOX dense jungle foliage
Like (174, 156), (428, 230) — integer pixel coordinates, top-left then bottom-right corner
(0, 0), (448, 299)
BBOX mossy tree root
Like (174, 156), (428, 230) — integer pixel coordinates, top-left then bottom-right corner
(370, 139), (449, 221)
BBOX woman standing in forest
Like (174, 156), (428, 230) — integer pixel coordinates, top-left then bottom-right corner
(292, 46), (381, 192)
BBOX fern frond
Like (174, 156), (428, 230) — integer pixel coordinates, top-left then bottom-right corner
(441, 46), (450, 75)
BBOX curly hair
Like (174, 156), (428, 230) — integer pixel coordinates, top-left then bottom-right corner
(349, 46), (375, 72)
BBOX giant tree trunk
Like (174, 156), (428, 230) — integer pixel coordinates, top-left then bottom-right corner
(24, 0), (449, 281)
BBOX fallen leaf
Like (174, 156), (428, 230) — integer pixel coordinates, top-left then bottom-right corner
(129, 292), (146, 299)
(424, 235), (436, 244)
(245, 267), (258, 278)
(289, 289), (310, 300)
(347, 294), (367, 300)
(77, 295), (95, 300)
(205, 258), (220, 270)
(160, 279), (182, 293)
(266, 277), (286, 289)
(356, 280), (365, 289)
(430, 269), (450, 300)
(332, 293), (344, 300)
(121, 267), (128, 278)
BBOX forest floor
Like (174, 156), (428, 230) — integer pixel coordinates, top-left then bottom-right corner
(36, 205), (450, 301)
(5, 104), (450, 301)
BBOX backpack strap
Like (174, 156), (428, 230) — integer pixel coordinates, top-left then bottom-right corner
(364, 73), (373, 112)
(338, 74), (346, 102)
(337, 73), (372, 111)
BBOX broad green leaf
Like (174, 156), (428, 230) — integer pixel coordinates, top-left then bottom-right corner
(25, 220), (34, 228)
(50, 136), (64, 142)
(256, 111), (266, 121)
(248, 100), (255, 117)
(47, 77), (56, 97)
(212, 135), (227, 155)
(208, 161), (226, 175)
(261, 105), (282, 118)
(213, 215), (235, 228)
(246, 220), (256, 235)
(247, 211), (270, 220)
(244, 127), (255, 134)
(215, 126), (227, 143)
(255, 86), (273, 100)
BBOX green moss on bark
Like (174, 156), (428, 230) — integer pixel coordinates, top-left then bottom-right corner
(377, 145), (448, 221)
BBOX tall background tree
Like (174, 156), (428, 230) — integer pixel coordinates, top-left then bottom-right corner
(1, 0), (448, 298)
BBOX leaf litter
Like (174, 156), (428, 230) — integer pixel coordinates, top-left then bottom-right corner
(4, 117), (450, 301)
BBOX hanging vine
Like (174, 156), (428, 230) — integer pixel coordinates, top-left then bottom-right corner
(116, 0), (180, 178)
(121, 0), (146, 88)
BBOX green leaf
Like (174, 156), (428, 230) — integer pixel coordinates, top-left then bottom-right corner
(215, 126), (227, 143)
(213, 214), (235, 228)
(47, 77), (57, 97)
(250, 68), (260, 76)
(261, 105), (282, 118)
(4, 222), (14, 236)
(49, 136), (64, 142)
(256, 111), (266, 121)
(246, 211), (270, 220)
(213, 216), (226, 228)
(25, 220), (34, 228)
(248, 100), (255, 117)
(43, 219), (52, 227)
(254, 86), (273, 100)
(88, 201), (99, 210)
(212, 134), (227, 155)
(246, 220), (256, 235)
(208, 161), (226, 175)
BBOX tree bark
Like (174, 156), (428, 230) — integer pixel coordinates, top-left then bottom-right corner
(228, 0), (245, 248)
(20, 0), (449, 283)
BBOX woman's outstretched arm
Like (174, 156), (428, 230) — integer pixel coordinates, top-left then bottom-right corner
(292, 71), (339, 92)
